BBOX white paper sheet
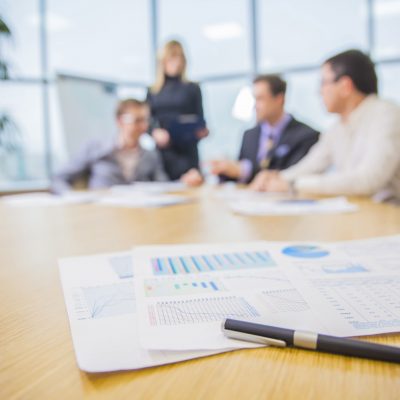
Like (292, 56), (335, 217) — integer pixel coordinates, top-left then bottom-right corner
(111, 181), (187, 194)
(133, 237), (400, 351)
(214, 186), (289, 202)
(58, 252), (227, 372)
(276, 237), (400, 337)
(1, 192), (98, 206)
(96, 193), (190, 208)
(229, 196), (358, 215)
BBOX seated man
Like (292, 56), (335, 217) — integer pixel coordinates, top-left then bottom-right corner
(250, 50), (400, 199)
(211, 74), (319, 183)
(52, 99), (168, 193)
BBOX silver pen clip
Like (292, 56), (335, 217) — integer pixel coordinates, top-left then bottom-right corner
(222, 327), (287, 348)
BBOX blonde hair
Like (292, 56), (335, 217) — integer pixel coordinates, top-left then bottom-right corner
(150, 40), (188, 94)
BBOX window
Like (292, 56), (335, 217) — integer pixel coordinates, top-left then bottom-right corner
(1, 0), (400, 189)
(373, 0), (400, 59)
(0, 0), (41, 77)
(200, 79), (253, 162)
(0, 82), (46, 181)
(159, 0), (251, 79)
(258, 0), (369, 71)
(284, 70), (336, 132)
(47, 0), (153, 83)
(378, 63), (400, 103)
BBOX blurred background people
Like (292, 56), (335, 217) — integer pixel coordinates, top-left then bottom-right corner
(211, 75), (319, 184)
(146, 40), (209, 183)
(51, 99), (167, 193)
(250, 50), (400, 199)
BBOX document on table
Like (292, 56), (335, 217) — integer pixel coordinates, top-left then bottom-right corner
(214, 185), (288, 202)
(58, 252), (226, 372)
(111, 181), (187, 194)
(1, 192), (99, 206)
(278, 236), (400, 337)
(133, 242), (330, 350)
(133, 237), (400, 351)
(229, 196), (358, 215)
(96, 193), (190, 208)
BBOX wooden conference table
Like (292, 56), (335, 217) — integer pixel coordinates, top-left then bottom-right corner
(1, 187), (400, 400)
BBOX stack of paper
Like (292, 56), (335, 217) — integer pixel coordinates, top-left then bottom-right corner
(59, 252), (230, 372)
(59, 235), (400, 372)
(1, 187), (190, 209)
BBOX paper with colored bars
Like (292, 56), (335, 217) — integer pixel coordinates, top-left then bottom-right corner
(58, 251), (228, 372)
(134, 236), (400, 351)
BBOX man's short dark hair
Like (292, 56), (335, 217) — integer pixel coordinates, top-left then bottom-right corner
(115, 98), (148, 118)
(253, 74), (287, 96)
(324, 49), (378, 95)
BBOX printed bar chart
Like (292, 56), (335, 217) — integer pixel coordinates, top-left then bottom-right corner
(144, 277), (225, 297)
(151, 250), (276, 275)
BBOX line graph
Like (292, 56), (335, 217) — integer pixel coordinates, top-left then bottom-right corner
(261, 288), (310, 312)
(147, 296), (260, 326)
(72, 282), (135, 320)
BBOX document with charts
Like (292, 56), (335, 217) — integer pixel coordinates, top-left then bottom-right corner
(288, 235), (400, 336)
(133, 237), (400, 351)
(133, 242), (328, 350)
(58, 252), (224, 372)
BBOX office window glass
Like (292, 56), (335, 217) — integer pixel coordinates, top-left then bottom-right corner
(373, 0), (400, 59)
(199, 79), (253, 166)
(0, 82), (46, 182)
(159, 0), (251, 79)
(116, 86), (147, 101)
(258, 0), (368, 71)
(47, 0), (152, 83)
(378, 63), (400, 104)
(0, 0), (41, 77)
(284, 70), (336, 133)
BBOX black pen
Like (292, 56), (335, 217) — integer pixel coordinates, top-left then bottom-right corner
(221, 318), (400, 363)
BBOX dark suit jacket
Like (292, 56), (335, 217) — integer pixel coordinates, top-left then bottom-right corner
(237, 117), (319, 183)
(147, 78), (204, 180)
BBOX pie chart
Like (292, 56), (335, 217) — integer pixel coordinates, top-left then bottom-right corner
(282, 245), (330, 258)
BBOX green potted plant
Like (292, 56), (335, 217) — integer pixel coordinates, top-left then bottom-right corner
(0, 15), (23, 179)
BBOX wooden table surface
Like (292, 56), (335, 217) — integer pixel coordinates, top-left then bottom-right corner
(1, 187), (400, 400)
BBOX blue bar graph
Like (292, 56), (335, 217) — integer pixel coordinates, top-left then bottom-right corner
(151, 250), (276, 275)
(145, 278), (224, 297)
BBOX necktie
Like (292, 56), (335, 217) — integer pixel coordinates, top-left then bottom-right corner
(259, 131), (275, 170)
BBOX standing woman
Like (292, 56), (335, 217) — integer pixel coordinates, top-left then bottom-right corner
(147, 40), (208, 181)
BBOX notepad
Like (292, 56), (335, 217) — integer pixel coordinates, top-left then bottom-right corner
(167, 114), (205, 147)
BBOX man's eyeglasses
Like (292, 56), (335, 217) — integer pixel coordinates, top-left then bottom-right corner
(320, 75), (344, 87)
(120, 114), (149, 125)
